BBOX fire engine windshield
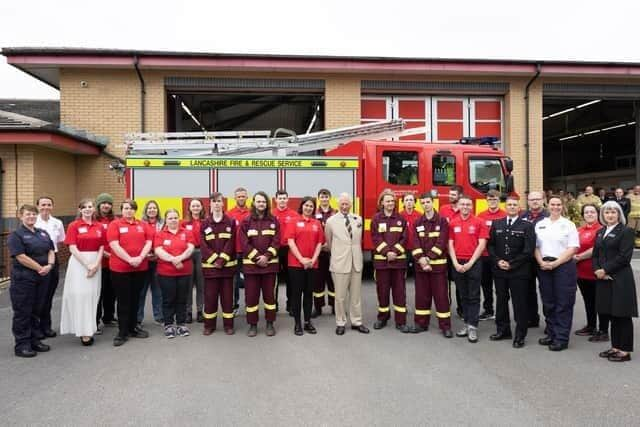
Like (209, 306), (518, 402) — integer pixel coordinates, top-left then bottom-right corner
(468, 158), (506, 194)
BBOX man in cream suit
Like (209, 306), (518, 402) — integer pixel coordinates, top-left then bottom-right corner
(325, 193), (370, 335)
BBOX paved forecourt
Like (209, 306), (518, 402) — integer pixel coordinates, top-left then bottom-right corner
(0, 270), (639, 426)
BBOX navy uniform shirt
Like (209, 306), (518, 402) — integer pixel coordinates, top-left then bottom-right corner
(8, 224), (54, 270)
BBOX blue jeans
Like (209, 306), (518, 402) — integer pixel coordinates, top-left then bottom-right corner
(137, 262), (163, 322)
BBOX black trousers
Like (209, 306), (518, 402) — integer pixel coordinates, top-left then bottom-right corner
(452, 261), (482, 327)
(480, 256), (494, 314)
(577, 279), (609, 331)
(159, 274), (190, 326)
(39, 256), (59, 333)
(10, 269), (49, 351)
(610, 316), (634, 352)
(447, 259), (462, 313)
(494, 275), (528, 338)
(527, 268), (540, 324)
(288, 267), (315, 324)
(97, 267), (117, 325)
(111, 271), (146, 337)
(278, 247), (291, 309)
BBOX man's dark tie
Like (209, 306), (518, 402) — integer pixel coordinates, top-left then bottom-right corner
(344, 214), (353, 240)
(507, 218), (512, 227)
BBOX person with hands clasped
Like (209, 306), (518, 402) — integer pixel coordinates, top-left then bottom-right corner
(8, 204), (55, 357)
(448, 195), (489, 343)
(60, 199), (105, 346)
(534, 195), (580, 351)
(592, 201), (638, 362)
(287, 197), (325, 336)
(240, 191), (280, 337)
(201, 192), (237, 336)
(107, 199), (154, 347)
(154, 209), (195, 339)
(371, 190), (409, 333)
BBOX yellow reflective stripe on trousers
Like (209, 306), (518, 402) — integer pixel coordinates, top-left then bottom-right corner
(378, 306), (390, 312)
(393, 305), (407, 313)
(203, 311), (217, 319)
(394, 243), (405, 253)
(436, 311), (451, 318)
(327, 290), (335, 297)
(429, 259), (447, 265)
(431, 246), (443, 255)
(375, 242), (387, 252)
(206, 253), (218, 264)
(246, 305), (259, 313)
(313, 291), (326, 298)
(415, 309), (432, 315)
(222, 312), (234, 319)
(264, 303), (276, 310)
(412, 248), (423, 256)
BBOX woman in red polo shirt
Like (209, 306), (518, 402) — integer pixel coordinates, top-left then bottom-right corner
(154, 208), (195, 339)
(574, 204), (608, 341)
(107, 199), (154, 347)
(181, 199), (205, 324)
(287, 197), (325, 336)
(60, 198), (105, 346)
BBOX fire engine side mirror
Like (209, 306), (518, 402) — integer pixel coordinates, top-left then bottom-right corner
(505, 174), (514, 195)
(504, 158), (513, 173)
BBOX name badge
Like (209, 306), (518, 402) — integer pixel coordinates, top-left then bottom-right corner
(378, 223), (387, 233)
(315, 214), (323, 219)
(297, 222), (305, 228)
(416, 225), (425, 232)
(136, 226), (144, 232)
(102, 224), (108, 230)
(186, 225), (193, 231)
(163, 239), (171, 246)
(468, 226), (476, 234)
(486, 221), (492, 226)
(204, 227), (213, 234)
(78, 227), (88, 234)
(454, 226), (461, 233)
(120, 227), (129, 233)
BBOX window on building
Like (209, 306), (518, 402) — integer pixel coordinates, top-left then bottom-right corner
(382, 151), (419, 185)
(433, 155), (456, 186)
(468, 158), (506, 193)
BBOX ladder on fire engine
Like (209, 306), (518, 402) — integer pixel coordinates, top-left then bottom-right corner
(125, 120), (411, 157)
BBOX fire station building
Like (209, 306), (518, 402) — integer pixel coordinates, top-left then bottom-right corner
(2, 47), (640, 221)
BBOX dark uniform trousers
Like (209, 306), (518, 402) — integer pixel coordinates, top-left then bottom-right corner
(480, 256), (494, 314)
(376, 269), (407, 325)
(289, 267), (315, 323)
(313, 253), (335, 309)
(204, 277), (234, 330)
(245, 273), (277, 325)
(97, 267), (117, 325)
(39, 256), (59, 333)
(414, 270), (451, 330)
(452, 261), (482, 327)
(158, 274), (190, 326)
(494, 276), (529, 338)
(537, 260), (577, 344)
(10, 269), (49, 350)
(111, 271), (146, 337)
(277, 247), (290, 310)
(526, 269), (541, 325)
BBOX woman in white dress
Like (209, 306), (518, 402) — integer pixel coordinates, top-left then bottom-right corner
(60, 199), (105, 345)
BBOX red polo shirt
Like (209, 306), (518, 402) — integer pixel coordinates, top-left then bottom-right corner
(228, 206), (251, 253)
(576, 222), (603, 280)
(401, 209), (422, 247)
(477, 208), (507, 256)
(448, 214), (489, 260)
(65, 219), (106, 252)
(107, 217), (154, 273)
(273, 207), (300, 246)
(285, 216), (325, 269)
(180, 218), (202, 248)
(439, 204), (460, 223)
(153, 227), (195, 276)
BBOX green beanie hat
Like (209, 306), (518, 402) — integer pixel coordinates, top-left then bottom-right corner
(96, 193), (114, 206)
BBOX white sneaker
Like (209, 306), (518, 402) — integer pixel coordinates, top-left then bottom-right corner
(176, 325), (190, 337)
(468, 326), (478, 343)
(456, 325), (468, 337)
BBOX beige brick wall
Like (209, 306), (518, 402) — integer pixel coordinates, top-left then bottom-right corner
(0, 145), (35, 218)
(33, 147), (77, 216)
(325, 77), (361, 128)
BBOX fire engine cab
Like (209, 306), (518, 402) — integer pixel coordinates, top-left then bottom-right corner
(123, 120), (514, 251)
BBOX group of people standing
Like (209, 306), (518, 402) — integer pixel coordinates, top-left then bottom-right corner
(8, 186), (638, 363)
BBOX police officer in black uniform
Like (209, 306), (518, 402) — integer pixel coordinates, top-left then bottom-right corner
(488, 196), (536, 348)
(8, 204), (55, 358)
